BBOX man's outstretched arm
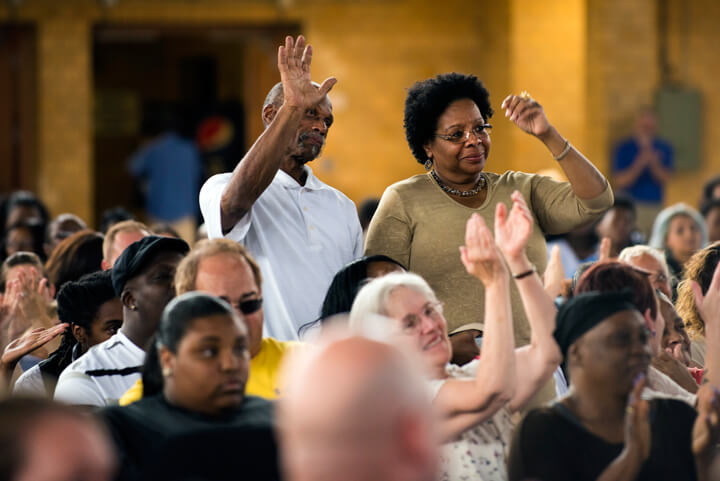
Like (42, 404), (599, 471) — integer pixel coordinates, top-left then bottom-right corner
(219, 35), (337, 234)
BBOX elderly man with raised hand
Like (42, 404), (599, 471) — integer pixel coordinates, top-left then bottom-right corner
(280, 336), (438, 481)
(200, 35), (362, 341)
(54, 236), (188, 407)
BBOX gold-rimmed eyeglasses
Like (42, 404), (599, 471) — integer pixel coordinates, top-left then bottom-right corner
(435, 124), (492, 144)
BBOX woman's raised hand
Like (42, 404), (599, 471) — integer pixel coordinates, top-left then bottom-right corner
(494, 191), (533, 261)
(277, 35), (337, 110)
(460, 213), (508, 285)
(501, 93), (551, 138)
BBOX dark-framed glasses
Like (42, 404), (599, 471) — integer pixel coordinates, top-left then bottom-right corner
(435, 124), (492, 143)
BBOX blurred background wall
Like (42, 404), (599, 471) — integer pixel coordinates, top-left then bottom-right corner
(0, 0), (716, 226)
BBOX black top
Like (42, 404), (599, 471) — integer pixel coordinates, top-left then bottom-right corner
(508, 398), (698, 481)
(101, 395), (279, 481)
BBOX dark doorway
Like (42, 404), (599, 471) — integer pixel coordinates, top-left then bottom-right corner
(92, 24), (299, 227)
(0, 25), (36, 195)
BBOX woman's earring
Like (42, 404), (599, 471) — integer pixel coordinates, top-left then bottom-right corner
(162, 367), (172, 377)
(424, 158), (433, 171)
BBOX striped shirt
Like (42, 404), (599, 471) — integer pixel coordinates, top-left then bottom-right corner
(54, 330), (144, 407)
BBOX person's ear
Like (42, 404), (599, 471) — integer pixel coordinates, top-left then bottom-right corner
(159, 346), (175, 378)
(121, 289), (137, 312)
(423, 141), (433, 162)
(262, 104), (278, 127)
(568, 342), (581, 369)
(71, 324), (87, 346)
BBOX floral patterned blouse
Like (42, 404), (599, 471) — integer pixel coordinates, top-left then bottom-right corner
(428, 360), (515, 481)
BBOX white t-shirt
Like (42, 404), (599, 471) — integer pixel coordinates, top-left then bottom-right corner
(13, 364), (46, 397)
(54, 330), (145, 407)
(200, 166), (363, 340)
(14, 344), (82, 398)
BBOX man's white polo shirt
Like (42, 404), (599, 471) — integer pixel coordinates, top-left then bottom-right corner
(200, 166), (363, 340)
(54, 330), (145, 407)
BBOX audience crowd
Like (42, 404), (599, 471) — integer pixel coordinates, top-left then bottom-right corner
(2, 35), (720, 481)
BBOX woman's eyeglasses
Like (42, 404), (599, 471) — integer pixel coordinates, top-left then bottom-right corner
(435, 124), (492, 144)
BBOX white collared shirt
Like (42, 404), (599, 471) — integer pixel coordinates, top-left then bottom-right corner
(200, 166), (363, 340)
(54, 330), (145, 407)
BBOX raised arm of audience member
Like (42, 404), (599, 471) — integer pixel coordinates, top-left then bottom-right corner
(692, 262), (720, 386)
(495, 191), (562, 411)
(0, 323), (67, 394)
(432, 212), (516, 439)
(218, 35), (337, 233)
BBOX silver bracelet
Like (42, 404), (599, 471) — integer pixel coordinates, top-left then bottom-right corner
(553, 140), (572, 161)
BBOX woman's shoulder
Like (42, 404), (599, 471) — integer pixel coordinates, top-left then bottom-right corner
(518, 404), (567, 430)
(383, 173), (434, 196)
(102, 394), (166, 422)
(241, 395), (275, 419)
(650, 397), (697, 424)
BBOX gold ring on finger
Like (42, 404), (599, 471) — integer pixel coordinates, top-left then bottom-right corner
(520, 90), (532, 100)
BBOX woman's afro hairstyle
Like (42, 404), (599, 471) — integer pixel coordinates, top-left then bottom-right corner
(404, 73), (493, 164)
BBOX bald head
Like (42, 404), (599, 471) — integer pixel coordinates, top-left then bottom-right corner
(0, 398), (115, 481)
(280, 336), (436, 481)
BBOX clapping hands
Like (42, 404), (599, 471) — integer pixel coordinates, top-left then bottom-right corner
(460, 214), (508, 286)
(494, 191), (533, 262)
(623, 374), (652, 463)
(460, 192), (535, 284)
(1, 267), (55, 350)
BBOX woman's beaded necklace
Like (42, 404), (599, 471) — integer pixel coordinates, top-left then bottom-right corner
(430, 170), (487, 197)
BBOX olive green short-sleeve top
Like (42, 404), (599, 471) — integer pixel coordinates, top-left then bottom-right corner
(365, 170), (613, 344)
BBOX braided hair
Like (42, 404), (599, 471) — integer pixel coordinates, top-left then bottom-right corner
(38, 270), (118, 389)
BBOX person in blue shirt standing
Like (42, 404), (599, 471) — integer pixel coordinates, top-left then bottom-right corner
(612, 108), (673, 237)
(130, 104), (201, 244)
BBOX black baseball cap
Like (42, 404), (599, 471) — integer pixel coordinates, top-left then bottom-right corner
(111, 235), (189, 296)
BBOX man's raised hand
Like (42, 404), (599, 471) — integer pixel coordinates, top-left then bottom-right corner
(278, 35), (337, 110)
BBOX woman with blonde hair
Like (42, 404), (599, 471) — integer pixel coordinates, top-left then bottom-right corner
(675, 241), (720, 366)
